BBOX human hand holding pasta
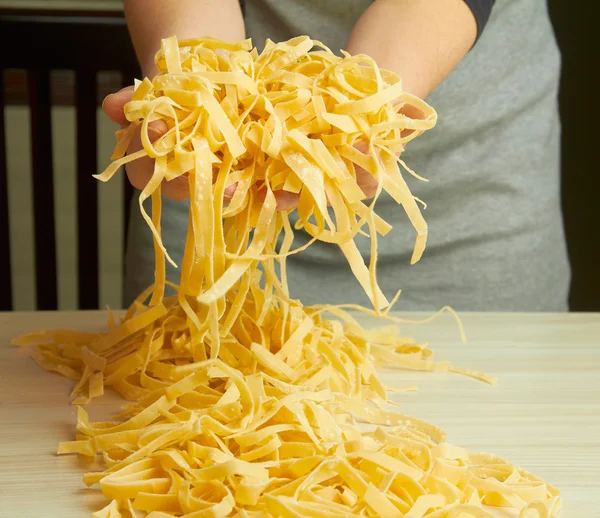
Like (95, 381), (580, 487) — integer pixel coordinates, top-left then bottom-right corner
(102, 87), (387, 206)
(108, 0), (470, 209)
(103, 87), (189, 200)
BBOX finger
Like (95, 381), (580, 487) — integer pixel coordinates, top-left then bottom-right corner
(351, 140), (380, 199)
(256, 188), (300, 210)
(397, 103), (425, 120)
(102, 86), (135, 127)
(397, 103), (425, 139)
(224, 183), (237, 203)
(274, 190), (300, 210)
(162, 176), (190, 201)
(126, 163), (153, 191)
(355, 166), (379, 199)
(125, 119), (167, 191)
(354, 140), (369, 154)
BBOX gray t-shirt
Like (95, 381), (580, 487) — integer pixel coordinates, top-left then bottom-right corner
(125, 0), (570, 311)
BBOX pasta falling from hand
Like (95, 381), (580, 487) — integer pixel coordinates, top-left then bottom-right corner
(13, 36), (560, 518)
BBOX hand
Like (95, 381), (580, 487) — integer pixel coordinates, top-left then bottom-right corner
(353, 102), (425, 200)
(103, 86), (192, 200)
(102, 87), (291, 206)
(101, 87), (415, 207)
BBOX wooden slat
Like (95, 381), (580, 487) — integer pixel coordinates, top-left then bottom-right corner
(28, 69), (57, 310)
(0, 12), (138, 71)
(75, 71), (99, 309)
(123, 174), (134, 248)
(3, 69), (123, 107)
(121, 70), (137, 252)
(0, 70), (13, 311)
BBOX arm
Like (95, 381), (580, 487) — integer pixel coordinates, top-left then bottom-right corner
(124, 0), (246, 77)
(343, 0), (479, 197)
(103, 0), (245, 199)
(345, 0), (478, 100)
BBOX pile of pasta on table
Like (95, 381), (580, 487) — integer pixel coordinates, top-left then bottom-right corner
(13, 36), (561, 518)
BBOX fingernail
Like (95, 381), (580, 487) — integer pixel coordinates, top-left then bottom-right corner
(101, 94), (112, 110)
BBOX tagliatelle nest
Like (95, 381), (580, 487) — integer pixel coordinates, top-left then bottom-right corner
(13, 36), (560, 518)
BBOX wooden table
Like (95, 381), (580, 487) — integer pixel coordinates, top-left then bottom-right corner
(1, 311), (599, 517)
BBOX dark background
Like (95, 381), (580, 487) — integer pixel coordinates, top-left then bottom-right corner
(548, 0), (599, 311)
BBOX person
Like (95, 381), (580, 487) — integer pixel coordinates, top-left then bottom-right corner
(103, 0), (569, 312)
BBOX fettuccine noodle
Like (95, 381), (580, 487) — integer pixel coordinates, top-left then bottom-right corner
(13, 36), (560, 518)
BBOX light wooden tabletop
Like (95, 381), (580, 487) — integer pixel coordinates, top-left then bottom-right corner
(1, 311), (599, 517)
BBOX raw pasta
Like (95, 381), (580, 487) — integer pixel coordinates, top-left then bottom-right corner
(13, 36), (560, 518)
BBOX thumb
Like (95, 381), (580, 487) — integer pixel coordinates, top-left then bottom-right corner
(102, 86), (135, 127)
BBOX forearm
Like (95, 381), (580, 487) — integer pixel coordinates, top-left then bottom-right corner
(124, 0), (245, 77)
(346, 0), (477, 100)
